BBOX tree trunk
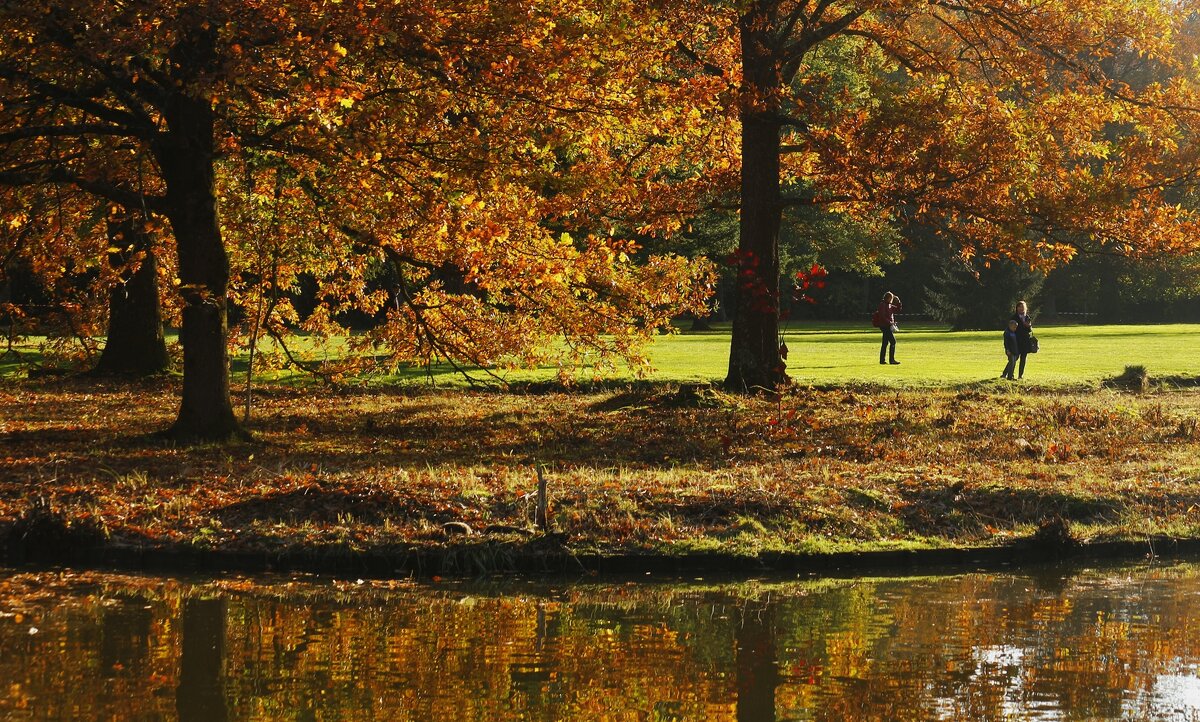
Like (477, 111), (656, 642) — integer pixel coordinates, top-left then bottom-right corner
(91, 214), (170, 376)
(176, 597), (229, 722)
(725, 4), (786, 392)
(156, 20), (243, 442)
(735, 597), (779, 722)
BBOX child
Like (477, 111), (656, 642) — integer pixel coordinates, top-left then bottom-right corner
(1001, 319), (1019, 380)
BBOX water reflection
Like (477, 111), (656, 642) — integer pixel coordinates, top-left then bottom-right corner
(1, 563), (1200, 720)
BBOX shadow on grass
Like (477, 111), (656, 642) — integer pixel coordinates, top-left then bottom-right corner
(1, 399), (727, 496)
(289, 405), (724, 468)
(0, 348), (43, 372)
(884, 484), (1132, 535)
(214, 488), (460, 527)
(1156, 375), (1200, 388)
(635, 488), (800, 524)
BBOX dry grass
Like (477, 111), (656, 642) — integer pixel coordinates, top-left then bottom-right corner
(3, 378), (1200, 560)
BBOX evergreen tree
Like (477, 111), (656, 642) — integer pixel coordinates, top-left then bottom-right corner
(925, 254), (1045, 330)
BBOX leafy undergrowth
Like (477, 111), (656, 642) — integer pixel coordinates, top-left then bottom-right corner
(3, 378), (1200, 567)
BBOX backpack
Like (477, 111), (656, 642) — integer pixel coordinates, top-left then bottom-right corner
(871, 308), (882, 328)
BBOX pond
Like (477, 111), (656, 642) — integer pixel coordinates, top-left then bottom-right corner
(1, 561), (1199, 720)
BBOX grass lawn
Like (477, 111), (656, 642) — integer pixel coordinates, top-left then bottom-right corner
(650, 322), (1200, 387)
(4, 322), (1197, 388)
(277, 321), (1200, 387)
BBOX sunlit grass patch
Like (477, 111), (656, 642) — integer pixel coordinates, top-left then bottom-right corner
(651, 322), (1200, 389)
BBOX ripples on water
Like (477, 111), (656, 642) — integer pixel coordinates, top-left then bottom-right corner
(1, 562), (1200, 720)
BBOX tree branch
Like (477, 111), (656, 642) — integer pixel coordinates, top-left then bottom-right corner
(782, 8), (866, 69)
(780, 193), (860, 207)
(0, 67), (153, 133)
(45, 168), (167, 211)
(0, 123), (137, 143)
(674, 40), (727, 78)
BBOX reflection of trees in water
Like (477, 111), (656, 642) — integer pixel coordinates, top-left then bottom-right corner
(1, 566), (1200, 720)
(765, 569), (1200, 721)
(97, 597), (154, 715)
(736, 597), (778, 722)
(177, 597), (228, 722)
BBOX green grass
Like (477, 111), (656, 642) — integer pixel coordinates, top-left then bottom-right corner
(5, 322), (1199, 388)
(649, 322), (1200, 387)
(347, 321), (1200, 387)
(0, 348), (42, 378)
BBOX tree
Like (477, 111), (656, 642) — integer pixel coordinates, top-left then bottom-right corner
(287, 1), (724, 382)
(0, 1), (345, 439)
(0, 182), (117, 367)
(712, 0), (1200, 390)
(1040, 249), (1200, 323)
(925, 250), (1045, 330)
(90, 207), (171, 376)
(1, 1), (722, 438)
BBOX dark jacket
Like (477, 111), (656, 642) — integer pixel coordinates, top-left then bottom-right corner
(877, 299), (902, 328)
(1011, 312), (1033, 354)
(1004, 328), (1019, 355)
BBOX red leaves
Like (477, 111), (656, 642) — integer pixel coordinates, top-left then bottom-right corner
(793, 263), (827, 306)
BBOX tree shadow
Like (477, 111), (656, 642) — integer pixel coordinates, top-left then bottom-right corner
(283, 403), (727, 469)
(213, 488), (455, 527)
(1155, 375), (1200, 389)
(875, 484), (1150, 537)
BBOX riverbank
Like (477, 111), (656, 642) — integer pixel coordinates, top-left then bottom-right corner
(3, 377), (1200, 576)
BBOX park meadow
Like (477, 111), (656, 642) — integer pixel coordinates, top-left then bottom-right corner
(3, 322), (1200, 573)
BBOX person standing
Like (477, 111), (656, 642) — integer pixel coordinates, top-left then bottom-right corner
(1001, 319), (1020, 379)
(877, 292), (902, 365)
(1010, 300), (1033, 378)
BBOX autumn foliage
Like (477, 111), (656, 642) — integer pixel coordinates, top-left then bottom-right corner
(0, 1), (723, 437)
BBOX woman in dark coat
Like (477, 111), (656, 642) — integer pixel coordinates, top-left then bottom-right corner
(877, 292), (902, 365)
(1010, 300), (1033, 378)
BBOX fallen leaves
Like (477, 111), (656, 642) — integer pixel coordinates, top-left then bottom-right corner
(2, 378), (1200, 557)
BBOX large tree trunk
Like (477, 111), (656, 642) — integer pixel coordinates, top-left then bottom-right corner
(735, 597), (779, 722)
(176, 597), (229, 722)
(156, 21), (243, 442)
(91, 213), (170, 376)
(725, 4), (786, 392)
